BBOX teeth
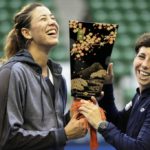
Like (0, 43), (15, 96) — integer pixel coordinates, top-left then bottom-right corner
(140, 71), (150, 76)
(47, 29), (56, 35)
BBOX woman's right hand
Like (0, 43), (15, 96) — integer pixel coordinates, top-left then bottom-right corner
(78, 99), (103, 130)
(64, 113), (87, 140)
(104, 63), (114, 84)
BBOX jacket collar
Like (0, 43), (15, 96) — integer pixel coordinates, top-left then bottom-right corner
(8, 49), (62, 75)
(47, 59), (62, 76)
(136, 87), (150, 99)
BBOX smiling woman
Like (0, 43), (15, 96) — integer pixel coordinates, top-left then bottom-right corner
(0, 2), (87, 150)
(27, 6), (59, 51)
(133, 46), (150, 92)
(78, 33), (150, 150)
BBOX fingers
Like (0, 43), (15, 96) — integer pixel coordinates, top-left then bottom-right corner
(80, 118), (88, 132)
(75, 118), (88, 137)
(80, 100), (99, 112)
(107, 63), (113, 76)
(104, 63), (114, 84)
(80, 100), (94, 108)
(80, 96), (98, 105)
(80, 105), (99, 116)
(80, 99), (89, 104)
(71, 112), (78, 119)
(79, 110), (88, 120)
(78, 104), (89, 112)
(90, 96), (97, 104)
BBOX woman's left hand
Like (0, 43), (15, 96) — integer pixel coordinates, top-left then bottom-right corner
(78, 99), (103, 129)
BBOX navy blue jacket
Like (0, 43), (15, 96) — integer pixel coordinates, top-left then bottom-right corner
(99, 84), (150, 150)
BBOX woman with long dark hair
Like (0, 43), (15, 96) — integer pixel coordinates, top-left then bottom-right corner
(0, 3), (87, 150)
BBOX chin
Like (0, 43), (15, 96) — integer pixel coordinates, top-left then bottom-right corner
(50, 42), (58, 47)
(46, 43), (58, 51)
(50, 39), (59, 46)
(139, 82), (150, 90)
(45, 40), (58, 47)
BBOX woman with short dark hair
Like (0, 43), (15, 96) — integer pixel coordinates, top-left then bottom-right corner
(79, 33), (150, 150)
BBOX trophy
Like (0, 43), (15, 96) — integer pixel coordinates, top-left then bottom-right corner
(69, 20), (118, 99)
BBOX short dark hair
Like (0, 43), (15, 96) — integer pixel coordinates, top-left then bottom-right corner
(135, 33), (150, 53)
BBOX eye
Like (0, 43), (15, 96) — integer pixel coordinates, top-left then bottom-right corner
(40, 17), (47, 21)
(50, 15), (56, 21)
(137, 54), (145, 59)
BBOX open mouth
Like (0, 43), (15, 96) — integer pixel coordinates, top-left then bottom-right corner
(47, 30), (57, 35)
(140, 70), (150, 76)
(138, 70), (150, 80)
(46, 26), (58, 36)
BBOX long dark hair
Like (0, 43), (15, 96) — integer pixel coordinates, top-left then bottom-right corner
(4, 3), (44, 59)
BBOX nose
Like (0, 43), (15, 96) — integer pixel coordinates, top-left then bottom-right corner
(47, 18), (59, 31)
(48, 17), (57, 26)
(142, 59), (150, 69)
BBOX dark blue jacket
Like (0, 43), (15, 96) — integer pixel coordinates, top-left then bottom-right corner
(99, 84), (150, 150)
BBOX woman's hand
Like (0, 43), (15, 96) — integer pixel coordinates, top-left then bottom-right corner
(104, 63), (114, 84)
(64, 113), (87, 140)
(78, 99), (103, 130)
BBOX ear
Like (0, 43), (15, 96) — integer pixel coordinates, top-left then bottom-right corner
(21, 28), (32, 40)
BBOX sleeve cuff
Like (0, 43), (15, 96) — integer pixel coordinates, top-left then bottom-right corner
(100, 122), (118, 143)
(55, 128), (67, 146)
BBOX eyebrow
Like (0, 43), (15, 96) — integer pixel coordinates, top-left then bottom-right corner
(40, 14), (54, 17)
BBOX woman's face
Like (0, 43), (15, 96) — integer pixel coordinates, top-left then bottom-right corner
(133, 46), (150, 91)
(29, 6), (59, 49)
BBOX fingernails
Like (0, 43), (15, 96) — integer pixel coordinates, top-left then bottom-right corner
(80, 100), (84, 103)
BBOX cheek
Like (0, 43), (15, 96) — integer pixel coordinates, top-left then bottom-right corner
(31, 29), (45, 41)
(56, 22), (59, 31)
(31, 23), (45, 35)
(133, 58), (141, 70)
(133, 59), (137, 71)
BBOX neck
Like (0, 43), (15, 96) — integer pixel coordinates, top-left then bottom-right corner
(28, 44), (50, 77)
(28, 43), (50, 67)
(139, 85), (150, 94)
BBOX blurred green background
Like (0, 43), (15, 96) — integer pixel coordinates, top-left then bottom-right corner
(1, 0), (150, 149)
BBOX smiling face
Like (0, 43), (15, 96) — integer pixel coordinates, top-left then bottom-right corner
(133, 46), (150, 92)
(28, 6), (59, 51)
